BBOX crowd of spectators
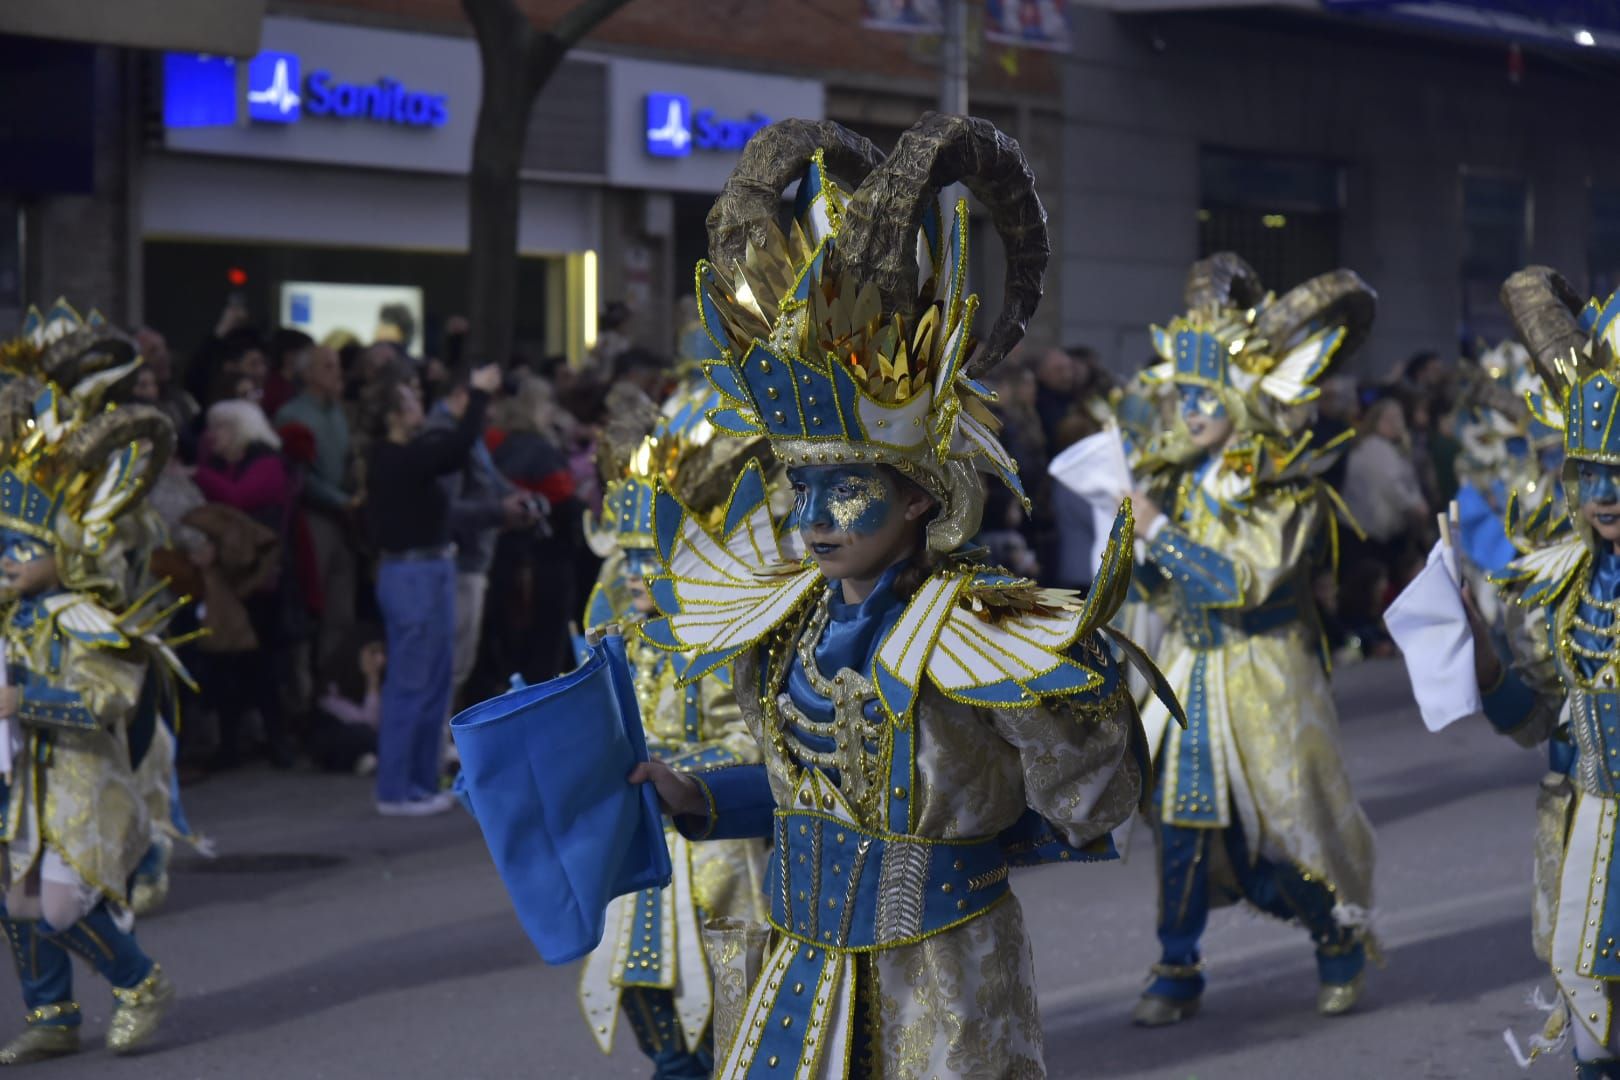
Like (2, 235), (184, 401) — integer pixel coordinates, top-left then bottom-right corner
(130, 301), (646, 815)
(137, 290), (1474, 798)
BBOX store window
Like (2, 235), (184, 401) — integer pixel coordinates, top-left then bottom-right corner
(143, 240), (559, 364)
(1197, 148), (1344, 292)
(1459, 171), (1528, 344)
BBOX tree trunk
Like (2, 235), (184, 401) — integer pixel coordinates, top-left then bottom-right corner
(462, 0), (637, 367)
(466, 58), (528, 367)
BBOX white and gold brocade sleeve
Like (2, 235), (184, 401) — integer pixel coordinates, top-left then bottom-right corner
(988, 692), (1143, 850)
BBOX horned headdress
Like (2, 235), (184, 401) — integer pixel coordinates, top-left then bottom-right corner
(689, 114), (1049, 552)
(1146, 252), (1376, 437)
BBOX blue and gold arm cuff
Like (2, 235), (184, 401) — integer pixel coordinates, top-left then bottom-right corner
(665, 744), (742, 772)
(1147, 526), (1242, 609)
(673, 764), (775, 841)
(16, 685), (97, 731)
(1482, 667), (1538, 737)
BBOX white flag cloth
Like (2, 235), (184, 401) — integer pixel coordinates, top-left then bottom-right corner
(1047, 426), (1133, 581)
(1384, 539), (1483, 732)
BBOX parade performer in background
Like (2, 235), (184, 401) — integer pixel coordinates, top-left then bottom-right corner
(0, 302), (192, 1063)
(1457, 268), (1620, 1078)
(629, 115), (1177, 1078)
(577, 382), (769, 1079)
(1450, 339), (1563, 633)
(1127, 253), (1380, 1025)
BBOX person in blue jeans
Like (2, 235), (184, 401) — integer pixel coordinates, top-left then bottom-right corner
(364, 361), (502, 816)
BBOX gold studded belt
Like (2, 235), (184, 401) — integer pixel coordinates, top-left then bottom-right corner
(765, 810), (1009, 952)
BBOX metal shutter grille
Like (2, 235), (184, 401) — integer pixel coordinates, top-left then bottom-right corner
(523, 58), (606, 178)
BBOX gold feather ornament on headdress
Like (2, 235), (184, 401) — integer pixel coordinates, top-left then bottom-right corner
(691, 114), (1049, 553)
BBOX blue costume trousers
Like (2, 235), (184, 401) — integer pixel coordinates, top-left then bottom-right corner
(0, 901), (155, 1026)
(376, 557), (455, 803)
(621, 987), (713, 1080)
(1150, 822), (1363, 999)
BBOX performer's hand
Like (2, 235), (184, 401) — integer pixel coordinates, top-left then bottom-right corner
(628, 759), (707, 819)
(1130, 488), (1163, 532)
(1459, 583), (1503, 690)
(0, 687), (19, 720)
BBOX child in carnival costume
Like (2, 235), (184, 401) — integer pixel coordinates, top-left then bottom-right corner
(578, 384), (770, 1080)
(1451, 339), (1564, 632)
(1461, 268), (1620, 1077)
(1128, 252), (1380, 1024)
(630, 115), (1178, 1079)
(0, 302), (191, 1063)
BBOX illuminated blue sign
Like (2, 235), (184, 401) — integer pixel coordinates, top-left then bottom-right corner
(164, 49), (449, 130)
(247, 51), (301, 123)
(163, 54), (238, 128)
(644, 94), (769, 157)
(645, 93), (691, 157)
(306, 71), (449, 127)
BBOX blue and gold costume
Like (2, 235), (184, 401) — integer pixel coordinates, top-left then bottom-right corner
(1132, 253), (1379, 1022)
(0, 302), (191, 1063)
(577, 386), (768, 1079)
(1480, 269), (1620, 1076)
(640, 116), (1176, 1078)
(1451, 339), (1563, 632)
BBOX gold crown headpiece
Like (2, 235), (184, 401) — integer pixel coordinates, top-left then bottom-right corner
(0, 301), (174, 562)
(1501, 267), (1620, 466)
(1144, 252), (1376, 436)
(689, 114), (1050, 553)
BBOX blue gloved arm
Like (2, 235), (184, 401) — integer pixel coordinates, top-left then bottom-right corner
(1482, 665), (1541, 739)
(674, 763), (775, 841)
(1144, 526), (1243, 609)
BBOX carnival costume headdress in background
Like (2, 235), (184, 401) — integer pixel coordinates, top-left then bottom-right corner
(1452, 339), (1559, 490)
(690, 114), (1049, 552)
(588, 378), (776, 558)
(1499, 267), (1620, 467)
(1145, 252), (1375, 447)
(1494, 269), (1620, 567)
(0, 300), (175, 592)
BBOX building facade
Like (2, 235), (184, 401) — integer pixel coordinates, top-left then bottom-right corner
(1060, 5), (1620, 375)
(9, 2), (1616, 376)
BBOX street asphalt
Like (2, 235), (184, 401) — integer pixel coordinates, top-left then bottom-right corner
(9, 658), (1547, 1079)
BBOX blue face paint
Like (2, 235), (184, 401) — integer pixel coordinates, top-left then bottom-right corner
(1577, 461), (1620, 506)
(0, 531), (48, 565)
(1177, 384), (1226, 421)
(623, 548), (657, 579)
(788, 465), (895, 538)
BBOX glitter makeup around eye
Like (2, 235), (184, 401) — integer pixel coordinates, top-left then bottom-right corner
(1580, 464), (1620, 506)
(828, 473), (890, 533)
(1178, 385), (1226, 419)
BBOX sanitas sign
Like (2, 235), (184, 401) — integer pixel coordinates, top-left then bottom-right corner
(166, 49), (449, 130)
(644, 93), (770, 158)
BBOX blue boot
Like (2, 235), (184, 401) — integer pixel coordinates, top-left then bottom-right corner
(0, 916), (80, 1064)
(46, 903), (174, 1056)
(1135, 824), (1208, 1026)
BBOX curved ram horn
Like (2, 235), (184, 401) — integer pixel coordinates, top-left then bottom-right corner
(0, 376), (43, 452)
(705, 119), (886, 272)
(1185, 252), (1265, 312)
(835, 112), (1050, 378)
(1499, 266), (1588, 389)
(1252, 269), (1377, 366)
(60, 404), (176, 517)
